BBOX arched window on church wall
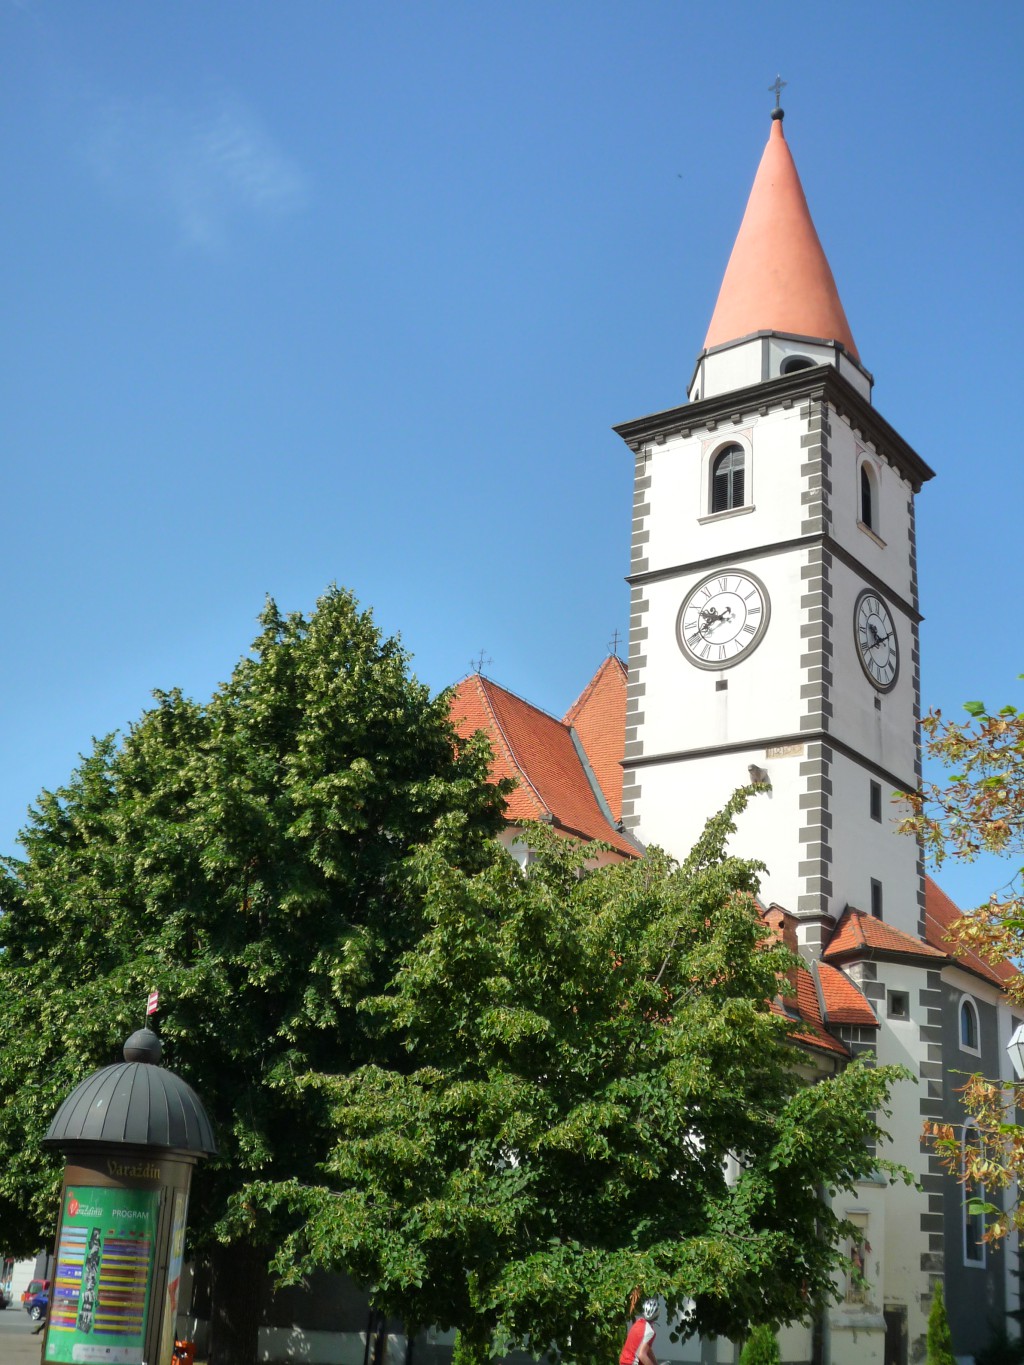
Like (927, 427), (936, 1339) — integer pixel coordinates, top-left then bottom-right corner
(960, 997), (980, 1053)
(710, 443), (745, 514)
(962, 1123), (986, 1266)
(860, 461), (876, 532)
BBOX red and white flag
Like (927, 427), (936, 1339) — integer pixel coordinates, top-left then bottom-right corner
(146, 990), (159, 1017)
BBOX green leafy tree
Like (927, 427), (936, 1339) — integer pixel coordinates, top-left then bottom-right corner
(0, 587), (505, 1365)
(245, 796), (910, 1361)
(927, 1281), (956, 1365)
(739, 1324), (781, 1365)
(901, 689), (1024, 992)
(900, 686), (1024, 1241)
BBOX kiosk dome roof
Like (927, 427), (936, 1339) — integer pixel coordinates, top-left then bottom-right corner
(43, 1033), (216, 1156)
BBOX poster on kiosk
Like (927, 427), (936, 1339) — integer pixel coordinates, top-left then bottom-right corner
(45, 1184), (160, 1363)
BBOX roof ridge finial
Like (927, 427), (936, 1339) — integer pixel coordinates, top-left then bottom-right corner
(769, 74), (786, 121)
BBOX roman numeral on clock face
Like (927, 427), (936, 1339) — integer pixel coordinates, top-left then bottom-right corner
(854, 589), (898, 691)
(677, 570), (770, 670)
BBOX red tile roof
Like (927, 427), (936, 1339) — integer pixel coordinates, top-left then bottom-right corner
(768, 965), (849, 1057)
(703, 115), (859, 361)
(794, 965), (850, 1054)
(822, 887), (1021, 998)
(761, 904), (864, 1055)
(815, 961), (878, 1028)
(449, 673), (636, 857)
(925, 876), (1019, 991)
(563, 655), (628, 823)
(823, 907), (946, 966)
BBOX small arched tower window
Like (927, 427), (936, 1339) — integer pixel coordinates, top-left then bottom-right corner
(781, 354), (815, 374)
(960, 997), (980, 1052)
(860, 463), (876, 531)
(710, 444), (745, 514)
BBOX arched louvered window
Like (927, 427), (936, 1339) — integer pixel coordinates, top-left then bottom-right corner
(860, 463), (875, 531)
(711, 444), (745, 514)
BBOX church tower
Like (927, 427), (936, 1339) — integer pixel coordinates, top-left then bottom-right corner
(611, 99), (974, 1364)
(615, 104), (933, 956)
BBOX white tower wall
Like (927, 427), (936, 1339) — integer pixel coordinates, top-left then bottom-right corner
(619, 371), (929, 945)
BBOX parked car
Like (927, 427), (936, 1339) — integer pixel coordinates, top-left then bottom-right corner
(21, 1278), (49, 1308)
(25, 1288), (48, 1322)
(0, 1285), (8, 1310)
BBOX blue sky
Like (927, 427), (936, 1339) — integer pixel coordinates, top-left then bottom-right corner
(2, 2), (1022, 912)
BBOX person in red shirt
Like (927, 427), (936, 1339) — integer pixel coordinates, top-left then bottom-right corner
(619, 1298), (660, 1365)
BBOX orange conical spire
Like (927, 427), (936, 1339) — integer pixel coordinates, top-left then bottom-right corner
(703, 112), (859, 361)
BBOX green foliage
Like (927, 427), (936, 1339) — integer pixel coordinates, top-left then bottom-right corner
(739, 1324), (781, 1365)
(0, 587), (505, 1259)
(900, 682), (1024, 1007)
(902, 681), (1024, 1243)
(927, 1281), (956, 1365)
(975, 1325), (1024, 1365)
(243, 791), (910, 1356)
(451, 1328), (494, 1365)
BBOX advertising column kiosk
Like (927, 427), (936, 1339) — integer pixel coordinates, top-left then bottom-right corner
(40, 1028), (216, 1365)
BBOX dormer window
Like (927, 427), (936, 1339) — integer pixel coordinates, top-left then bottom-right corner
(780, 354), (815, 374)
(710, 444), (745, 514)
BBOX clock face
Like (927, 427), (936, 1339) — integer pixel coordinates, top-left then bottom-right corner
(676, 569), (770, 669)
(854, 589), (899, 691)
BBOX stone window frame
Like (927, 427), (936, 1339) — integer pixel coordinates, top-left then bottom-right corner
(710, 442), (745, 514)
(703, 437), (752, 519)
(887, 989), (910, 1021)
(959, 995), (981, 1056)
(857, 455), (885, 546)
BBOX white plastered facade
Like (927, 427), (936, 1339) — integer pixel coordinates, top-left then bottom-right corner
(622, 366), (922, 940)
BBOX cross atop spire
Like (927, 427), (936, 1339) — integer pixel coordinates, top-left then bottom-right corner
(768, 74), (786, 114)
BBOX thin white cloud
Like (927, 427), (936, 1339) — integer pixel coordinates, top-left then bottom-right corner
(83, 92), (307, 249)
